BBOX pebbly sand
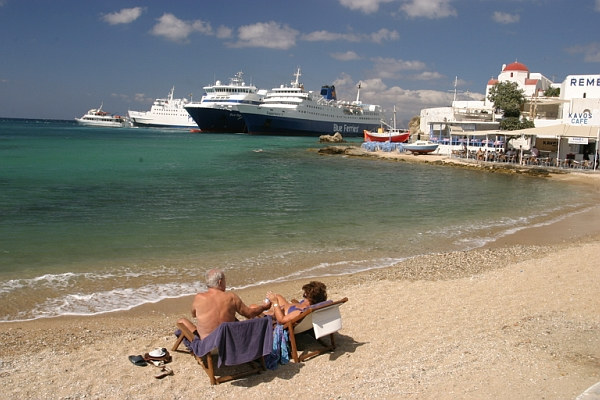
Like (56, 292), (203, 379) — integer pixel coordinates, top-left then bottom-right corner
(1, 152), (599, 400)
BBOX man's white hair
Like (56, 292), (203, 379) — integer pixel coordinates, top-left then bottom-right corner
(206, 269), (224, 288)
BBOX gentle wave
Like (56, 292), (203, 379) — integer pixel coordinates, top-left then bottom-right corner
(1, 203), (595, 322)
(0, 256), (406, 322)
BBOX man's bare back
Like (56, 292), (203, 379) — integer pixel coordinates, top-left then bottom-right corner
(179, 269), (270, 339)
(192, 288), (245, 339)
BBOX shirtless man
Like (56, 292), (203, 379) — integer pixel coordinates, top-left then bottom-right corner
(178, 269), (271, 339)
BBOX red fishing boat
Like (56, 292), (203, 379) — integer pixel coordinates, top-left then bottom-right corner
(363, 128), (410, 143)
(363, 105), (410, 142)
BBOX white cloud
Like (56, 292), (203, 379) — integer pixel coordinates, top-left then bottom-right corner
(133, 93), (154, 104)
(492, 11), (520, 24)
(151, 13), (212, 42)
(110, 92), (129, 101)
(596, 0), (600, 12)
(232, 22), (299, 49)
(370, 57), (428, 79)
(401, 0), (457, 19)
(413, 71), (443, 80)
(102, 7), (144, 25)
(332, 51), (361, 61)
(566, 42), (600, 63)
(216, 26), (233, 39)
(338, 0), (395, 14)
(332, 72), (484, 125)
(369, 28), (400, 43)
(303, 30), (361, 42)
(302, 28), (398, 43)
(334, 76), (451, 123)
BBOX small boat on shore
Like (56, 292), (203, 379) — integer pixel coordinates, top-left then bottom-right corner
(363, 128), (410, 143)
(402, 140), (439, 155)
(75, 104), (128, 128)
(363, 105), (409, 143)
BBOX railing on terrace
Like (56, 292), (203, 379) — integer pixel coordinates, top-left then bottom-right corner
(449, 149), (597, 170)
(360, 141), (598, 171)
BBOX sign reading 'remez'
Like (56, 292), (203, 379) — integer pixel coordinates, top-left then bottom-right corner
(569, 77), (600, 86)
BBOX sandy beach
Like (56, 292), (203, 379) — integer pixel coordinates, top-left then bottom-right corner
(2, 153), (599, 400)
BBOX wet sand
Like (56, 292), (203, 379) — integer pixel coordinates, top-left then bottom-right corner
(1, 154), (599, 399)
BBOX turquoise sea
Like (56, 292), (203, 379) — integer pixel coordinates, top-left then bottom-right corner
(0, 118), (596, 322)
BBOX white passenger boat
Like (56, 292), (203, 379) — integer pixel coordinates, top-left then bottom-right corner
(184, 71), (265, 133)
(402, 141), (439, 154)
(235, 68), (383, 137)
(128, 87), (197, 128)
(75, 104), (128, 128)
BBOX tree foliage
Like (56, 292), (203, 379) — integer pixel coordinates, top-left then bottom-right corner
(544, 87), (560, 97)
(487, 81), (526, 115)
(500, 117), (534, 130)
(408, 115), (420, 133)
(487, 81), (533, 131)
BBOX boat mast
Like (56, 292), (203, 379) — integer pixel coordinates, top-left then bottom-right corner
(292, 67), (301, 87)
(453, 76), (458, 102)
(356, 82), (361, 103)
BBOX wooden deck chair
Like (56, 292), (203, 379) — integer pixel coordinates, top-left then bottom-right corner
(283, 297), (348, 363)
(172, 318), (271, 385)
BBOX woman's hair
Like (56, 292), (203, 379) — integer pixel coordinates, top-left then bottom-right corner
(302, 281), (327, 305)
(206, 269), (225, 288)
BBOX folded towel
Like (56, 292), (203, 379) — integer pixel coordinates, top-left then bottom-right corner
(177, 316), (274, 368)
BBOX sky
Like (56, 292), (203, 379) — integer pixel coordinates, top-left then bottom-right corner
(1, 0), (599, 126)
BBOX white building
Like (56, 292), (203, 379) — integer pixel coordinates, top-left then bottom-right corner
(560, 75), (600, 123)
(485, 61), (554, 102)
(420, 61), (556, 135)
(419, 62), (599, 165)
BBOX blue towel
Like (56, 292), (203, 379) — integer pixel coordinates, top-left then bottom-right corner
(265, 324), (290, 369)
(177, 316), (273, 368)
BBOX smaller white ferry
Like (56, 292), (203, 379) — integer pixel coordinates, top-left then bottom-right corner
(128, 87), (197, 128)
(75, 104), (128, 128)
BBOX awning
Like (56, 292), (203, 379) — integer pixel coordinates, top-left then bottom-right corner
(510, 123), (600, 138)
(457, 124), (600, 139)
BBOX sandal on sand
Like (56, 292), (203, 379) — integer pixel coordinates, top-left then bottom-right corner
(128, 355), (148, 367)
(154, 367), (173, 379)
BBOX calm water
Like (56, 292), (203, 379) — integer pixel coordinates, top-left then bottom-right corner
(0, 119), (595, 321)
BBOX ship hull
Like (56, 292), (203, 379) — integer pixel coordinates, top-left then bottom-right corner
(128, 112), (196, 129)
(75, 118), (125, 128)
(240, 108), (381, 137)
(185, 106), (247, 133)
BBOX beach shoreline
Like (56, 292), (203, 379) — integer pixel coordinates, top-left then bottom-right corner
(2, 156), (600, 399)
(318, 144), (600, 180)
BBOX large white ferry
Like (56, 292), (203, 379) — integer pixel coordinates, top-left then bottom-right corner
(128, 87), (197, 128)
(75, 104), (128, 128)
(235, 68), (384, 136)
(184, 71), (266, 133)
